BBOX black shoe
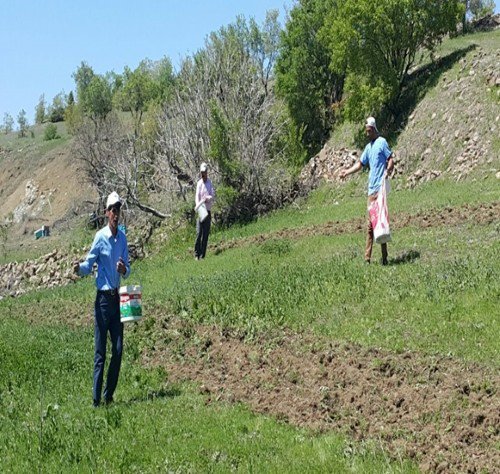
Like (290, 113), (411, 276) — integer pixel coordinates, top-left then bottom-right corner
(104, 397), (113, 406)
(93, 400), (100, 408)
(381, 258), (388, 266)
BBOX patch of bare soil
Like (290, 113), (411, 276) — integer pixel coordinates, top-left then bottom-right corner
(144, 322), (499, 473)
(211, 201), (499, 255)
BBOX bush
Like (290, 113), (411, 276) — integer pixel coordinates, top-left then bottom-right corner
(43, 123), (60, 141)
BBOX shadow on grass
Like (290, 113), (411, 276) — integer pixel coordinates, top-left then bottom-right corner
(105, 385), (183, 408)
(389, 250), (421, 266)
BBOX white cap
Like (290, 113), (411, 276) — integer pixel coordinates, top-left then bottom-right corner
(200, 162), (208, 172)
(106, 191), (122, 209)
(365, 116), (378, 132)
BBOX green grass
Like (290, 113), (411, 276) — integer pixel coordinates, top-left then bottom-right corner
(0, 317), (417, 473)
(0, 121), (70, 161)
(210, 176), (498, 244)
(4, 177), (498, 365)
(1, 28), (498, 472)
(1, 165), (498, 472)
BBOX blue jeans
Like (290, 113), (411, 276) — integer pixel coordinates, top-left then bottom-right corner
(93, 291), (123, 404)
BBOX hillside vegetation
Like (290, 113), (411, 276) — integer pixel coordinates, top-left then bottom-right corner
(1, 10), (499, 474)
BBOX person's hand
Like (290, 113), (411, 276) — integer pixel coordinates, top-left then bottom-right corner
(205, 195), (212, 202)
(117, 257), (126, 275)
(339, 169), (347, 180)
(73, 261), (80, 275)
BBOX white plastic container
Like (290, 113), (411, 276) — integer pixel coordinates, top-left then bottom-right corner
(119, 285), (143, 322)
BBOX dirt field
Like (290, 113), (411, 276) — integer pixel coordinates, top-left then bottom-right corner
(144, 322), (499, 473)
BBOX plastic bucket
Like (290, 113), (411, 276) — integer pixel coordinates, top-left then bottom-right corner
(119, 285), (142, 322)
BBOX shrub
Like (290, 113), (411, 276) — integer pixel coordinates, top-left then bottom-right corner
(43, 123), (60, 141)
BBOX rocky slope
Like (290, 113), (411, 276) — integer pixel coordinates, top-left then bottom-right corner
(300, 29), (500, 189)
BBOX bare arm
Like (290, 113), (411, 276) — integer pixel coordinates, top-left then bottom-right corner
(386, 154), (394, 176)
(339, 161), (363, 179)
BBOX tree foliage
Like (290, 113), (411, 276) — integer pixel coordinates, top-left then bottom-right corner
(72, 62), (112, 121)
(43, 123), (60, 141)
(17, 109), (28, 137)
(47, 92), (67, 122)
(2, 113), (14, 134)
(113, 59), (174, 136)
(35, 94), (46, 124)
(276, 0), (343, 156)
(468, 0), (494, 19)
(156, 12), (293, 222)
(325, 0), (464, 121)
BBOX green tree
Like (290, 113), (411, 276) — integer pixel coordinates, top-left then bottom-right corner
(461, 1), (495, 31)
(17, 109), (28, 137)
(113, 62), (160, 136)
(64, 91), (81, 134)
(155, 57), (175, 104)
(469, 0), (495, 19)
(48, 92), (67, 122)
(326, 0), (464, 121)
(43, 123), (60, 141)
(72, 62), (112, 120)
(81, 75), (113, 120)
(247, 10), (281, 95)
(73, 62), (95, 104)
(2, 113), (14, 134)
(35, 94), (46, 124)
(276, 0), (343, 155)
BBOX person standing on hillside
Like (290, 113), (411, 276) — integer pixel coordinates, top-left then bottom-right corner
(73, 191), (130, 407)
(194, 162), (215, 260)
(339, 117), (394, 265)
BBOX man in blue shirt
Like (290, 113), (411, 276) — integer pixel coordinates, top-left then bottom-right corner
(74, 191), (130, 407)
(340, 117), (394, 264)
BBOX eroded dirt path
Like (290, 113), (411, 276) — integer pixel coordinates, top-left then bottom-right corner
(211, 201), (499, 255)
(143, 321), (499, 473)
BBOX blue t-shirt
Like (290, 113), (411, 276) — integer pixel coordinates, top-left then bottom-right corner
(79, 225), (130, 290)
(360, 136), (392, 195)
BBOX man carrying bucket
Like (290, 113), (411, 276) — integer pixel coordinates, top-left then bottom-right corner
(73, 191), (130, 407)
(194, 162), (215, 260)
(339, 117), (394, 265)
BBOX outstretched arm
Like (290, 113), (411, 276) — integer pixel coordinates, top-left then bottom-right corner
(339, 161), (363, 179)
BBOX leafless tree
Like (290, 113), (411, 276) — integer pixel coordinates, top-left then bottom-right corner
(156, 14), (293, 222)
(73, 113), (171, 218)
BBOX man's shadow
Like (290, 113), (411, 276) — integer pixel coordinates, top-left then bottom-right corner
(388, 250), (420, 265)
(104, 385), (182, 408)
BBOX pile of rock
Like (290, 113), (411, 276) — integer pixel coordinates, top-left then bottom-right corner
(298, 145), (359, 189)
(406, 169), (442, 188)
(0, 220), (155, 298)
(0, 249), (79, 298)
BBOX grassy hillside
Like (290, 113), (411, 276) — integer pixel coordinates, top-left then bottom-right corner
(1, 29), (499, 473)
(1, 173), (498, 472)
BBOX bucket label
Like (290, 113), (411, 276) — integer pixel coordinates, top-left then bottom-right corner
(119, 285), (142, 321)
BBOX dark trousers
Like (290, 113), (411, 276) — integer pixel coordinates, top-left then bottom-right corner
(195, 212), (211, 259)
(93, 291), (123, 404)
